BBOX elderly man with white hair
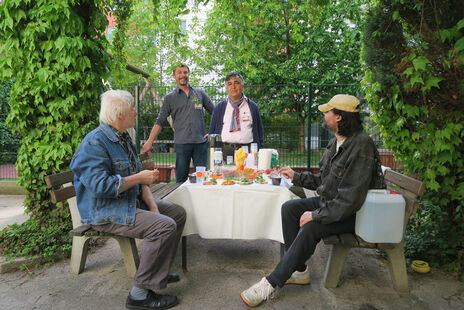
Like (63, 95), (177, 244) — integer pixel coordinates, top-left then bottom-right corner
(71, 89), (185, 310)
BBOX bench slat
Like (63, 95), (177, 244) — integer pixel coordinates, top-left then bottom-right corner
(377, 243), (397, 250)
(339, 233), (359, 246)
(354, 235), (377, 248)
(151, 182), (181, 199)
(50, 186), (76, 204)
(323, 235), (341, 245)
(44, 171), (74, 189)
(70, 225), (92, 236)
(384, 169), (425, 196)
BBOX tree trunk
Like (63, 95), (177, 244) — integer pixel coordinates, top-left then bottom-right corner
(299, 117), (306, 153)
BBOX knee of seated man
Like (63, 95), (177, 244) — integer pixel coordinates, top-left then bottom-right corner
(299, 221), (324, 239)
(281, 200), (293, 212)
(147, 217), (177, 239)
(281, 200), (299, 217)
(175, 204), (187, 223)
(164, 217), (178, 233)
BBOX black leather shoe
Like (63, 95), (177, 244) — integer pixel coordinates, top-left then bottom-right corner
(126, 291), (178, 310)
(167, 273), (180, 284)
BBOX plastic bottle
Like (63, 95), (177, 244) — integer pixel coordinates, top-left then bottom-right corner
(213, 148), (223, 170)
(271, 150), (279, 168)
(249, 143), (258, 169)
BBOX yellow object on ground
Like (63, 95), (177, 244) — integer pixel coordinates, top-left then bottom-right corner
(411, 260), (430, 273)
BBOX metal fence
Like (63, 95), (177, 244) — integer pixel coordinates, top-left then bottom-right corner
(0, 112), (20, 180)
(0, 83), (401, 181)
(131, 84), (400, 182)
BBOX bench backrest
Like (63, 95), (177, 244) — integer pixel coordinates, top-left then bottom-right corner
(383, 169), (425, 242)
(384, 169), (425, 216)
(44, 171), (81, 228)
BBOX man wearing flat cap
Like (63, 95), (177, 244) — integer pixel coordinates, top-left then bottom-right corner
(240, 94), (386, 307)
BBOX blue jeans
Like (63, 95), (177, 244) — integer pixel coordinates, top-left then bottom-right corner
(267, 196), (355, 288)
(174, 142), (207, 182)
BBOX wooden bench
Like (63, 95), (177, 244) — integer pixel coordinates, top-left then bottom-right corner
(322, 169), (425, 292)
(44, 153), (183, 277)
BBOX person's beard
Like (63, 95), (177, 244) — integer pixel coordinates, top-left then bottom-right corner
(322, 120), (336, 133)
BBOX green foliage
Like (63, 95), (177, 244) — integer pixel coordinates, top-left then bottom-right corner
(362, 0), (464, 275)
(109, 0), (133, 70)
(262, 113), (301, 151)
(405, 198), (461, 264)
(196, 0), (366, 89)
(0, 79), (20, 164)
(405, 196), (464, 279)
(194, 0), (367, 151)
(108, 0), (197, 87)
(0, 0), (110, 259)
(0, 217), (72, 260)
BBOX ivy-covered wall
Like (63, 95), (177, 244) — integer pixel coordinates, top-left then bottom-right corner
(0, 0), (110, 259)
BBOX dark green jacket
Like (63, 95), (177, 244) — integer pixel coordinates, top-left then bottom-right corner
(293, 130), (385, 224)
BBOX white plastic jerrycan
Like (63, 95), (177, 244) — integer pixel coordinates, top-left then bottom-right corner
(355, 189), (406, 243)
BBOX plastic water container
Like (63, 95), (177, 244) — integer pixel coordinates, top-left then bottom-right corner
(355, 190), (406, 243)
(213, 148), (223, 168)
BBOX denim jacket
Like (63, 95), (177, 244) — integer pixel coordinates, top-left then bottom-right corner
(70, 123), (142, 226)
(292, 130), (385, 224)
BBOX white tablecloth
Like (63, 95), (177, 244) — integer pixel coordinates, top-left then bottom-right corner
(164, 181), (298, 243)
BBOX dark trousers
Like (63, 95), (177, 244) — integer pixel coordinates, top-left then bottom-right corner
(267, 197), (355, 288)
(174, 142), (207, 182)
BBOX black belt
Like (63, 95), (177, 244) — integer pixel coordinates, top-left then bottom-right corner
(222, 142), (251, 149)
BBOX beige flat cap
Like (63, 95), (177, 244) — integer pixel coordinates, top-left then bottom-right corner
(318, 94), (360, 112)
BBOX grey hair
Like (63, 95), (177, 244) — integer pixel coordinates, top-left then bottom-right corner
(99, 90), (134, 124)
(225, 72), (244, 84)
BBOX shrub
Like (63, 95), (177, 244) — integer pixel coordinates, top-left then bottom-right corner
(363, 0), (464, 277)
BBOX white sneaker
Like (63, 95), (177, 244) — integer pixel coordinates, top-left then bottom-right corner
(285, 265), (310, 285)
(240, 277), (275, 307)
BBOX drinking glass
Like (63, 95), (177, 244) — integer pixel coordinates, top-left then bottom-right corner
(195, 166), (206, 183)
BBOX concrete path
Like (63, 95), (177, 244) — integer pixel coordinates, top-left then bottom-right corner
(0, 195), (27, 230)
(0, 235), (463, 309)
(0, 195), (463, 309)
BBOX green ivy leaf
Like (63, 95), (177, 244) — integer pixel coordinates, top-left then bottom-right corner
(457, 18), (464, 30)
(423, 75), (444, 92)
(455, 37), (464, 52)
(412, 56), (429, 71)
(409, 72), (424, 86)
